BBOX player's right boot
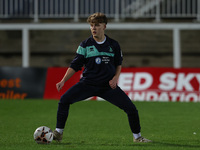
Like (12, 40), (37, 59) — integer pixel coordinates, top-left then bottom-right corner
(53, 130), (63, 142)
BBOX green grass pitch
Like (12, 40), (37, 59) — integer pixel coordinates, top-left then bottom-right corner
(0, 99), (200, 150)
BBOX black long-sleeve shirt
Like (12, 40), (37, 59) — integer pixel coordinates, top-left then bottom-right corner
(70, 35), (123, 87)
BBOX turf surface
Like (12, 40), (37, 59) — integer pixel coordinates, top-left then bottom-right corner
(0, 99), (199, 150)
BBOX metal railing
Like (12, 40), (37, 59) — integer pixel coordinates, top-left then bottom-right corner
(0, 0), (200, 22)
(1, 22), (200, 68)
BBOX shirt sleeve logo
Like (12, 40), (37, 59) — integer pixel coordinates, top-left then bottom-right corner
(95, 57), (102, 64)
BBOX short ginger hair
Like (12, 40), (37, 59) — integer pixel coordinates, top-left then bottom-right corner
(87, 12), (108, 24)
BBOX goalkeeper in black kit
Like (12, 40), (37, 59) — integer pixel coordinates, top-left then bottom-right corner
(53, 12), (152, 143)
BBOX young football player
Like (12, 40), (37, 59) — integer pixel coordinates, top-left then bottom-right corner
(53, 12), (151, 143)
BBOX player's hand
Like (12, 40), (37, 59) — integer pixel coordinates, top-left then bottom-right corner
(109, 77), (118, 89)
(56, 81), (65, 92)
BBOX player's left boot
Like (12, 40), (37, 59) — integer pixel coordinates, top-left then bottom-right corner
(133, 136), (152, 143)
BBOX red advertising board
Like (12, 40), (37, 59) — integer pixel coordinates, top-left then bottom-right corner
(43, 67), (200, 102)
(43, 67), (82, 100)
(119, 68), (200, 102)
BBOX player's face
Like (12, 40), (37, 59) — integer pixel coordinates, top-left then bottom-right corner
(90, 23), (106, 40)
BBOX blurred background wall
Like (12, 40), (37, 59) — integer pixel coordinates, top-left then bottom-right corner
(0, 0), (200, 68)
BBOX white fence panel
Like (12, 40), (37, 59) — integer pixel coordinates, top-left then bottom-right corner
(0, 23), (200, 68)
(0, 0), (199, 22)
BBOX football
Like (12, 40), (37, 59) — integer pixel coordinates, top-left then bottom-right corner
(33, 126), (53, 144)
